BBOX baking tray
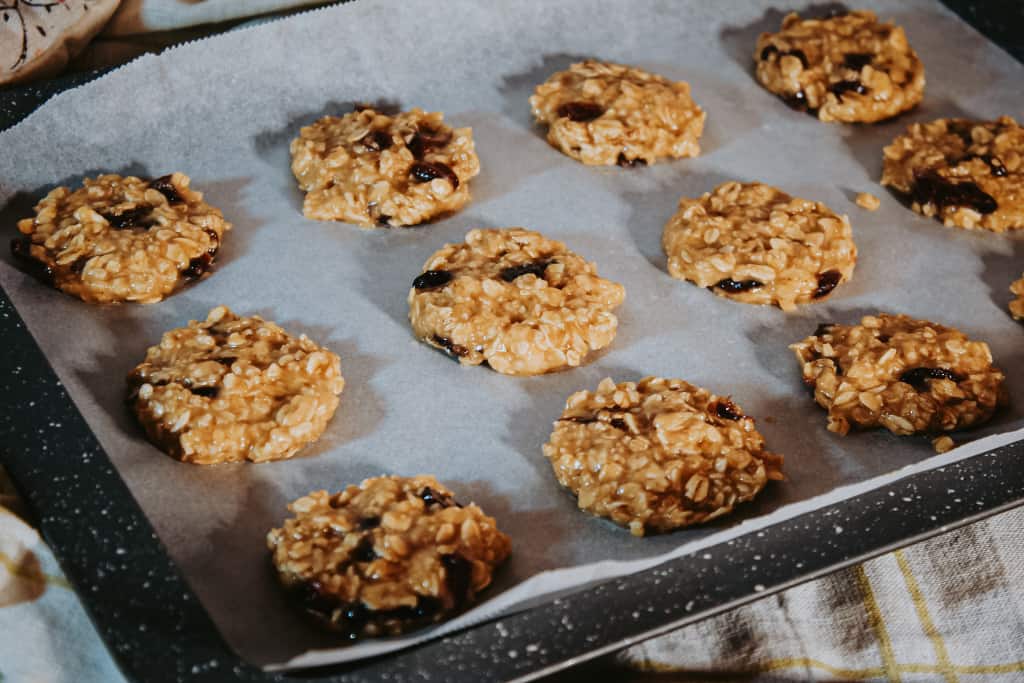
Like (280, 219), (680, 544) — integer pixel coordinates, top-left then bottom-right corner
(2, 2), (1024, 681)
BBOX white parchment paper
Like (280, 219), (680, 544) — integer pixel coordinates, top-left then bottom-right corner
(1, 0), (1023, 670)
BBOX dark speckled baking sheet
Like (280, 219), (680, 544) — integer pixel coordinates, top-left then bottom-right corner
(1, 1), (1023, 681)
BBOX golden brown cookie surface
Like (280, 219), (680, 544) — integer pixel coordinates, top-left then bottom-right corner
(543, 377), (784, 536)
(12, 173), (230, 304)
(290, 107), (480, 227)
(267, 475), (511, 638)
(529, 60), (704, 166)
(881, 117), (1024, 232)
(127, 306), (344, 464)
(790, 314), (1007, 436)
(662, 182), (856, 311)
(408, 228), (625, 375)
(754, 10), (924, 123)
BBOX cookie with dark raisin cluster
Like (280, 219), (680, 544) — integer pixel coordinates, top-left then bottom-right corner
(267, 475), (511, 639)
(408, 227), (625, 375)
(790, 314), (1007, 437)
(881, 117), (1024, 232)
(543, 377), (784, 536)
(11, 173), (230, 303)
(127, 306), (345, 464)
(662, 181), (856, 311)
(529, 60), (705, 166)
(754, 10), (924, 123)
(290, 107), (480, 226)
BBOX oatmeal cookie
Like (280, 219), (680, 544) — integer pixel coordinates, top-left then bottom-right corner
(267, 475), (511, 638)
(542, 377), (784, 536)
(12, 173), (230, 304)
(791, 314), (1007, 436)
(290, 107), (480, 226)
(408, 227), (625, 375)
(529, 60), (705, 166)
(754, 10), (924, 123)
(1011, 274), (1024, 320)
(881, 117), (1024, 231)
(662, 181), (856, 311)
(127, 306), (345, 464)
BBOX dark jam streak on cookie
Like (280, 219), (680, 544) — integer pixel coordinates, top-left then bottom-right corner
(559, 415), (598, 424)
(10, 237), (54, 286)
(187, 385), (220, 399)
(442, 554), (474, 608)
(910, 170), (998, 215)
(70, 256), (90, 275)
(955, 154), (1008, 178)
(714, 278), (763, 293)
(357, 516), (380, 530)
(420, 486), (456, 509)
(407, 125), (453, 160)
(781, 90), (817, 116)
(360, 130), (393, 152)
(351, 536), (378, 563)
(412, 269), (452, 290)
(712, 399), (743, 421)
(410, 161), (459, 189)
(556, 101), (605, 122)
(760, 45), (809, 68)
(432, 335), (469, 358)
(617, 153), (647, 168)
(500, 260), (553, 282)
(212, 356), (236, 366)
(813, 270), (842, 299)
(843, 53), (873, 70)
(899, 367), (964, 391)
(829, 80), (868, 100)
(149, 175), (183, 204)
(103, 206), (156, 230)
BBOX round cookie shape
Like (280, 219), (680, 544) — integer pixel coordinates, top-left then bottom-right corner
(408, 227), (626, 375)
(790, 314), (1007, 437)
(290, 107), (480, 227)
(1011, 275), (1024, 320)
(542, 377), (784, 536)
(529, 60), (705, 166)
(267, 475), (511, 638)
(881, 117), (1024, 232)
(12, 173), (230, 304)
(754, 10), (924, 123)
(127, 306), (345, 464)
(662, 181), (856, 311)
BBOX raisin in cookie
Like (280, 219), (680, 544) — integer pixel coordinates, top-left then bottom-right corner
(754, 10), (924, 123)
(662, 182), (856, 311)
(408, 227), (625, 375)
(529, 60), (705, 166)
(127, 306), (344, 464)
(791, 314), (1007, 437)
(267, 475), (511, 638)
(12, 173), (230, 304)
(881, 117), (1024, 232)
(1011, 274), (1024, 320)
(290, 107), (480, 227)
(543, 377), (784, 536)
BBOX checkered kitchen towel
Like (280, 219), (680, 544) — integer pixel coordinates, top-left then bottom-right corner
(3, 466), (1023, 683)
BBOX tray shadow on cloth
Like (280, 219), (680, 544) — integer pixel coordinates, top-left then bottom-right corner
(250, 98), (403, 214)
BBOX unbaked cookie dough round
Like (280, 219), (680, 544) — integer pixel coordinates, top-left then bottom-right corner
(1011, 275), (1024, 320)
(543, 377), (784, 536)
(408, 227), (626, 375)
(267, 475), (511, 638)
(790, 314), (1007, 437)
(290, 107), (480, 227)
(529, 60), (705, 166)
(881, 116), (1024, 232)
(12, 173), (230, 304)
(754, 10), (924, 123)
(127, 306), (345, 464)
(662, 181), (856, 311)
